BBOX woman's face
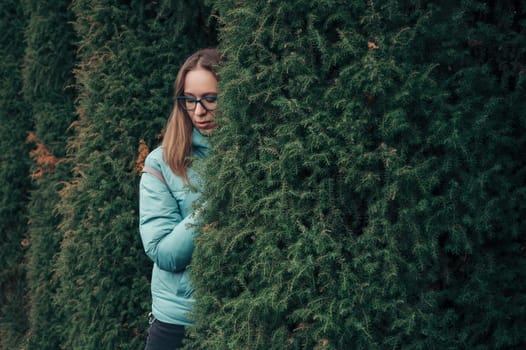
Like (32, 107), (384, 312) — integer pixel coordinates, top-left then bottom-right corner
(183, 68), (218, 135)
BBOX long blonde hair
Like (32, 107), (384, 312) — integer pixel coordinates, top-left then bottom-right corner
(162, 48), (221, 180)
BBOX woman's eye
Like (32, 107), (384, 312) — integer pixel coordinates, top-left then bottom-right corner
(203, 96), (217, 102)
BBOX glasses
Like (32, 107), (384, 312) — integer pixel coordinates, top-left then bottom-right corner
(177, 95), (217, 111)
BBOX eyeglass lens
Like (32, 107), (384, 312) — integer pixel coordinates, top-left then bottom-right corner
(179, 96), (217, 111)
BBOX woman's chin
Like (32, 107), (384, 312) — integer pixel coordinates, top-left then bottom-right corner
(196, 123), (216, 135)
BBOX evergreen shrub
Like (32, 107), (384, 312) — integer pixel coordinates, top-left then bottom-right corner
(0, 1), (30, 348)
(189, 1), (526, 349)
(51, 0), (217, 348)
(21, 0), (77, 348)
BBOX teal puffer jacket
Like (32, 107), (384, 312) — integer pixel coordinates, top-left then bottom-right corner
(139, 128), (208, 325)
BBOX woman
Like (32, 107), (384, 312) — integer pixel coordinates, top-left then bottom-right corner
(139, 48), (221, 349)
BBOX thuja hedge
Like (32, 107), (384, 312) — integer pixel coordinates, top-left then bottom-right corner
(189, 1), (525, 349)
(0, 0), (31, 348)
(21, 0), (77, 349)
(51, 0), (217, 349)
(1, 0), (524, 349)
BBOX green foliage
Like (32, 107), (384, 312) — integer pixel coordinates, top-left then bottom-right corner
(0, 0), (30, 348)
(1, 0), (524, 348)
(189, 0), (526, 349)
(21, 1), (77, 349)
(50, 0), (217, 348)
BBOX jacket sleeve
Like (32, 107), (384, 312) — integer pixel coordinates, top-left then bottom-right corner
(139, 170), (197, 273)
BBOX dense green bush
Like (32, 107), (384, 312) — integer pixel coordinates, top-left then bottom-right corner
(21, 0), (77, 348)
(51, 1), (217, 348)
(1, 0), (524, 349)
(0, 1), (31, 348)
(189, 1), (526, 349)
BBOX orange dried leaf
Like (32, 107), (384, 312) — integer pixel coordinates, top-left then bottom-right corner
(27, 132), (58, 179)
(293, 322), (311, 332)
(135, 139), (150, 174)
(202, 221), (219, 232)
(314, 338), (330, 350)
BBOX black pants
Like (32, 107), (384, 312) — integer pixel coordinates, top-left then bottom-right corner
(145, 316), (186, 350)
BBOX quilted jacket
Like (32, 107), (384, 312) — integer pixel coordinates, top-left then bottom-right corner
(139, 128), (208, 325)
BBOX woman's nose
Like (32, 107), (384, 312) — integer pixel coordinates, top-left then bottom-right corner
(194, 101), (207, 115)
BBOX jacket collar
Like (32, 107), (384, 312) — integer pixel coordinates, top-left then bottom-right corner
(192, 128), (209, 158)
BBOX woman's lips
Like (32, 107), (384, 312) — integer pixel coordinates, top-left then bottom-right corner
(195, 121), (215, 130)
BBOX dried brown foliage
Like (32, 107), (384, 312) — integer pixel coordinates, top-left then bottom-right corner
(27, 131), (58, 180)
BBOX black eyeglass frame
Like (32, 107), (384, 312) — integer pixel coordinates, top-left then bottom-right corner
(176, 95), (218, 111)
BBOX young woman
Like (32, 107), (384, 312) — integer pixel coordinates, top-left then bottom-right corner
(139, 48), (221, 350)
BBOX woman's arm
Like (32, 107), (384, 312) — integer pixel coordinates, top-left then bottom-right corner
(139, 170), (197, 272)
